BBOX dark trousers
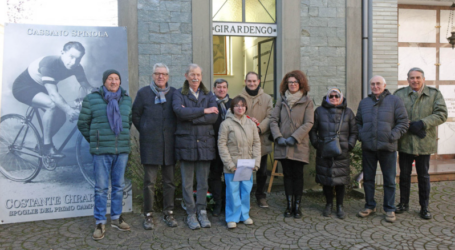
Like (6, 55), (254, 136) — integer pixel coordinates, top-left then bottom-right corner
(280, 159), (305, 196)
(255, 154), (269, 200)
(362, 150), (397, 212)
(208, 154), (225, 206)
(143, 164), (175, 215)
(323, 185), (345, 205)
(398, 152), (431, 208)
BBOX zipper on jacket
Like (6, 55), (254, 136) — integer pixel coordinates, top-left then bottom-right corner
(96, 130), (99, 150)
(115, 136), (118, 154)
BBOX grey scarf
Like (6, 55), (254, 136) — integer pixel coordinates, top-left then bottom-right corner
(150, 81), (170, 104)
(216, 94), (229, 120)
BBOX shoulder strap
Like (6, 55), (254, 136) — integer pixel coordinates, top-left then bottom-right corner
(336, 109), (346, 135)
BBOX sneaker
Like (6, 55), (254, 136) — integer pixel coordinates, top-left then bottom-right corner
(143, 213), (154, 230)
(186, 214), (201, 230)
(227, 222), (237, 229)
(197, 210), (211, 228)
(243, 218), (253, 225)
(92, 223), (105, 240)
(257, 198), (269, 208)
(163, 211), (178, 227)
(385, 211), (396, 223)
(395, 203), (409, 214)
(357, 208), (376, 218)
(111, 215), (131, 231)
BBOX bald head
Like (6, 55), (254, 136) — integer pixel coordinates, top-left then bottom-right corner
(370, 75), (386, 97)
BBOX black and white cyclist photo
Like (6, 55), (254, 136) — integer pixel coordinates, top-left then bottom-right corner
(0, 23), (131, 224)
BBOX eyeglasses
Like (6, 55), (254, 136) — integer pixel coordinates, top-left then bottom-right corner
(234, 105), (246, 108)
(329, 95), (340, 99)
(287, 81), (299, 85)
(153, 73), (169, 76)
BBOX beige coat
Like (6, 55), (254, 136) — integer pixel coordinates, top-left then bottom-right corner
(270, 94), (314, 163)
(238, 88), (273, 156)
(217, 112), (261, 173)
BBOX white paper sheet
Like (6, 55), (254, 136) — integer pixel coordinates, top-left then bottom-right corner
(233, 159), (255, 182)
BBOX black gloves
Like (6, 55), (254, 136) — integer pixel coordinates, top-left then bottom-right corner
(277, 137), (287, 146)
(285, 137), (297, 146)
(409, 120), (426, 139)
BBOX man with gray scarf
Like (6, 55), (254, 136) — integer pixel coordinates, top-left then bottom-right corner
(132, 63), (178, 230)
(209, 79), (231, 217)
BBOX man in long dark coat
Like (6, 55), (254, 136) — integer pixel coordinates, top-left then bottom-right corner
(132, 63), (178, 230)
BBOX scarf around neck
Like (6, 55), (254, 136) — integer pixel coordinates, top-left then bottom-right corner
(285, 90), (303, 108)
(150, 81), (170, 104)
(216, 94), (230, 120)
(245, 85), (260, 96)
(102, 86), (123, 136)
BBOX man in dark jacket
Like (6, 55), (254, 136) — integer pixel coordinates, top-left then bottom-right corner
(208, 78), (231, 217)
(394, 67), (447, 220)
(77, 69), (132, 240)
(356, 75), (409, 223)
(172, 64), (219, 230)
(132, 63), (178, 230)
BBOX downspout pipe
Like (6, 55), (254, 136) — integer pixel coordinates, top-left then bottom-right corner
(362, 0), (373, 98)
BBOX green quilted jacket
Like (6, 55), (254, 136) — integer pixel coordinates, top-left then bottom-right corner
(394, 85), (447, 155)
(77, 86), (132, 155)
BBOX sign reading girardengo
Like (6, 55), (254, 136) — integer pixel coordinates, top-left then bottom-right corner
(0, 24), (132, 224)
(213, 22), (277, 37)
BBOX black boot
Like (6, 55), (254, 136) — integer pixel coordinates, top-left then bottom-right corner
(212, 202), (221, 217)
(323, 203), (332, 217)
(395, 203), (409, 214)
(420, 207), (432, 220)
(336, 205), (345, 219)
(284, 195), (293, 217)
(294, 195), (302, 219)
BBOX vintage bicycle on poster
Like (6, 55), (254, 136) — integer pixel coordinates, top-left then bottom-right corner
(0, 23), (132, 224)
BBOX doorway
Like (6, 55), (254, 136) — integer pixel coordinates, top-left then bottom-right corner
(213, 35), (276, 98)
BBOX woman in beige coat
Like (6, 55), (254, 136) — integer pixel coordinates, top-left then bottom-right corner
(270, 70), (314, 218)
(218, 96), (261, 229)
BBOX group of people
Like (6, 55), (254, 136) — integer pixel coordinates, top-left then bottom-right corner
(72, 62), (446, 240)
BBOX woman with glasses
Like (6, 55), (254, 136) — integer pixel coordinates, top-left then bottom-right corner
(309, 88), (358, 219)
(217, 96), (261, 229)
(270, 70), (314, 218)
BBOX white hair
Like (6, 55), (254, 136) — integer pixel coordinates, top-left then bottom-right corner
(370, 75), (386, 85)
(152, 63), (169, 74)
(186, 63), (202, 75)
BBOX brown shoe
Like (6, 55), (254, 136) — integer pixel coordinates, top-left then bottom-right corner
(357, 208), (376, 218)
(92, 223), (105, 240)
(385, 211), (396, 223)
(111, 215), (131, 231)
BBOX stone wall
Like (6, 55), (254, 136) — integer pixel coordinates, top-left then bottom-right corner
(137, 0), (192, 89)
(300, 0), (347, 105)
(372, 0), (399, 92)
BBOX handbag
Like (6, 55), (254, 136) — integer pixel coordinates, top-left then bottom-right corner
(320, 109), (345, 158)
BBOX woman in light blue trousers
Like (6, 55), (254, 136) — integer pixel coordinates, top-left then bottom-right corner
(217, 96), (261, 229)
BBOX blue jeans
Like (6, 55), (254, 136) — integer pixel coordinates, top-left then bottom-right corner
(225, 173), (253, 223)
(93, 154), (128, 225)
(362, 150), (397, 212)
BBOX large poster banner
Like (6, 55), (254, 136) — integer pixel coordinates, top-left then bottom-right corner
(0, 23), (131, 224)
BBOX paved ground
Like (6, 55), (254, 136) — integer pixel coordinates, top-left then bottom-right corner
(0, 181), (454, 250)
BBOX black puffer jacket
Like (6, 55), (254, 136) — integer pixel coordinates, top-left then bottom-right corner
(309, 97), (358, 186)
(172, 81), (218, 161)
(356, 89), (409, 152)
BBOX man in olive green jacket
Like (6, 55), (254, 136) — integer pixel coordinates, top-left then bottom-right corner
(394, 67), (447, 220)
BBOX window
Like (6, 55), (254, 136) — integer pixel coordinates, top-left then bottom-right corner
(212, 0), (276, 23)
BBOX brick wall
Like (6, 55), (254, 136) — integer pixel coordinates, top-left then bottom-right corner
(137, 0), (192, 89)
(372, 0), (399, 92)
(300, 0), (347, 105)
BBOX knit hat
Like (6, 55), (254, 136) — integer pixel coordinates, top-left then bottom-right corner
(325, 87), (344, 104)
(102, 69), (121, 85)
